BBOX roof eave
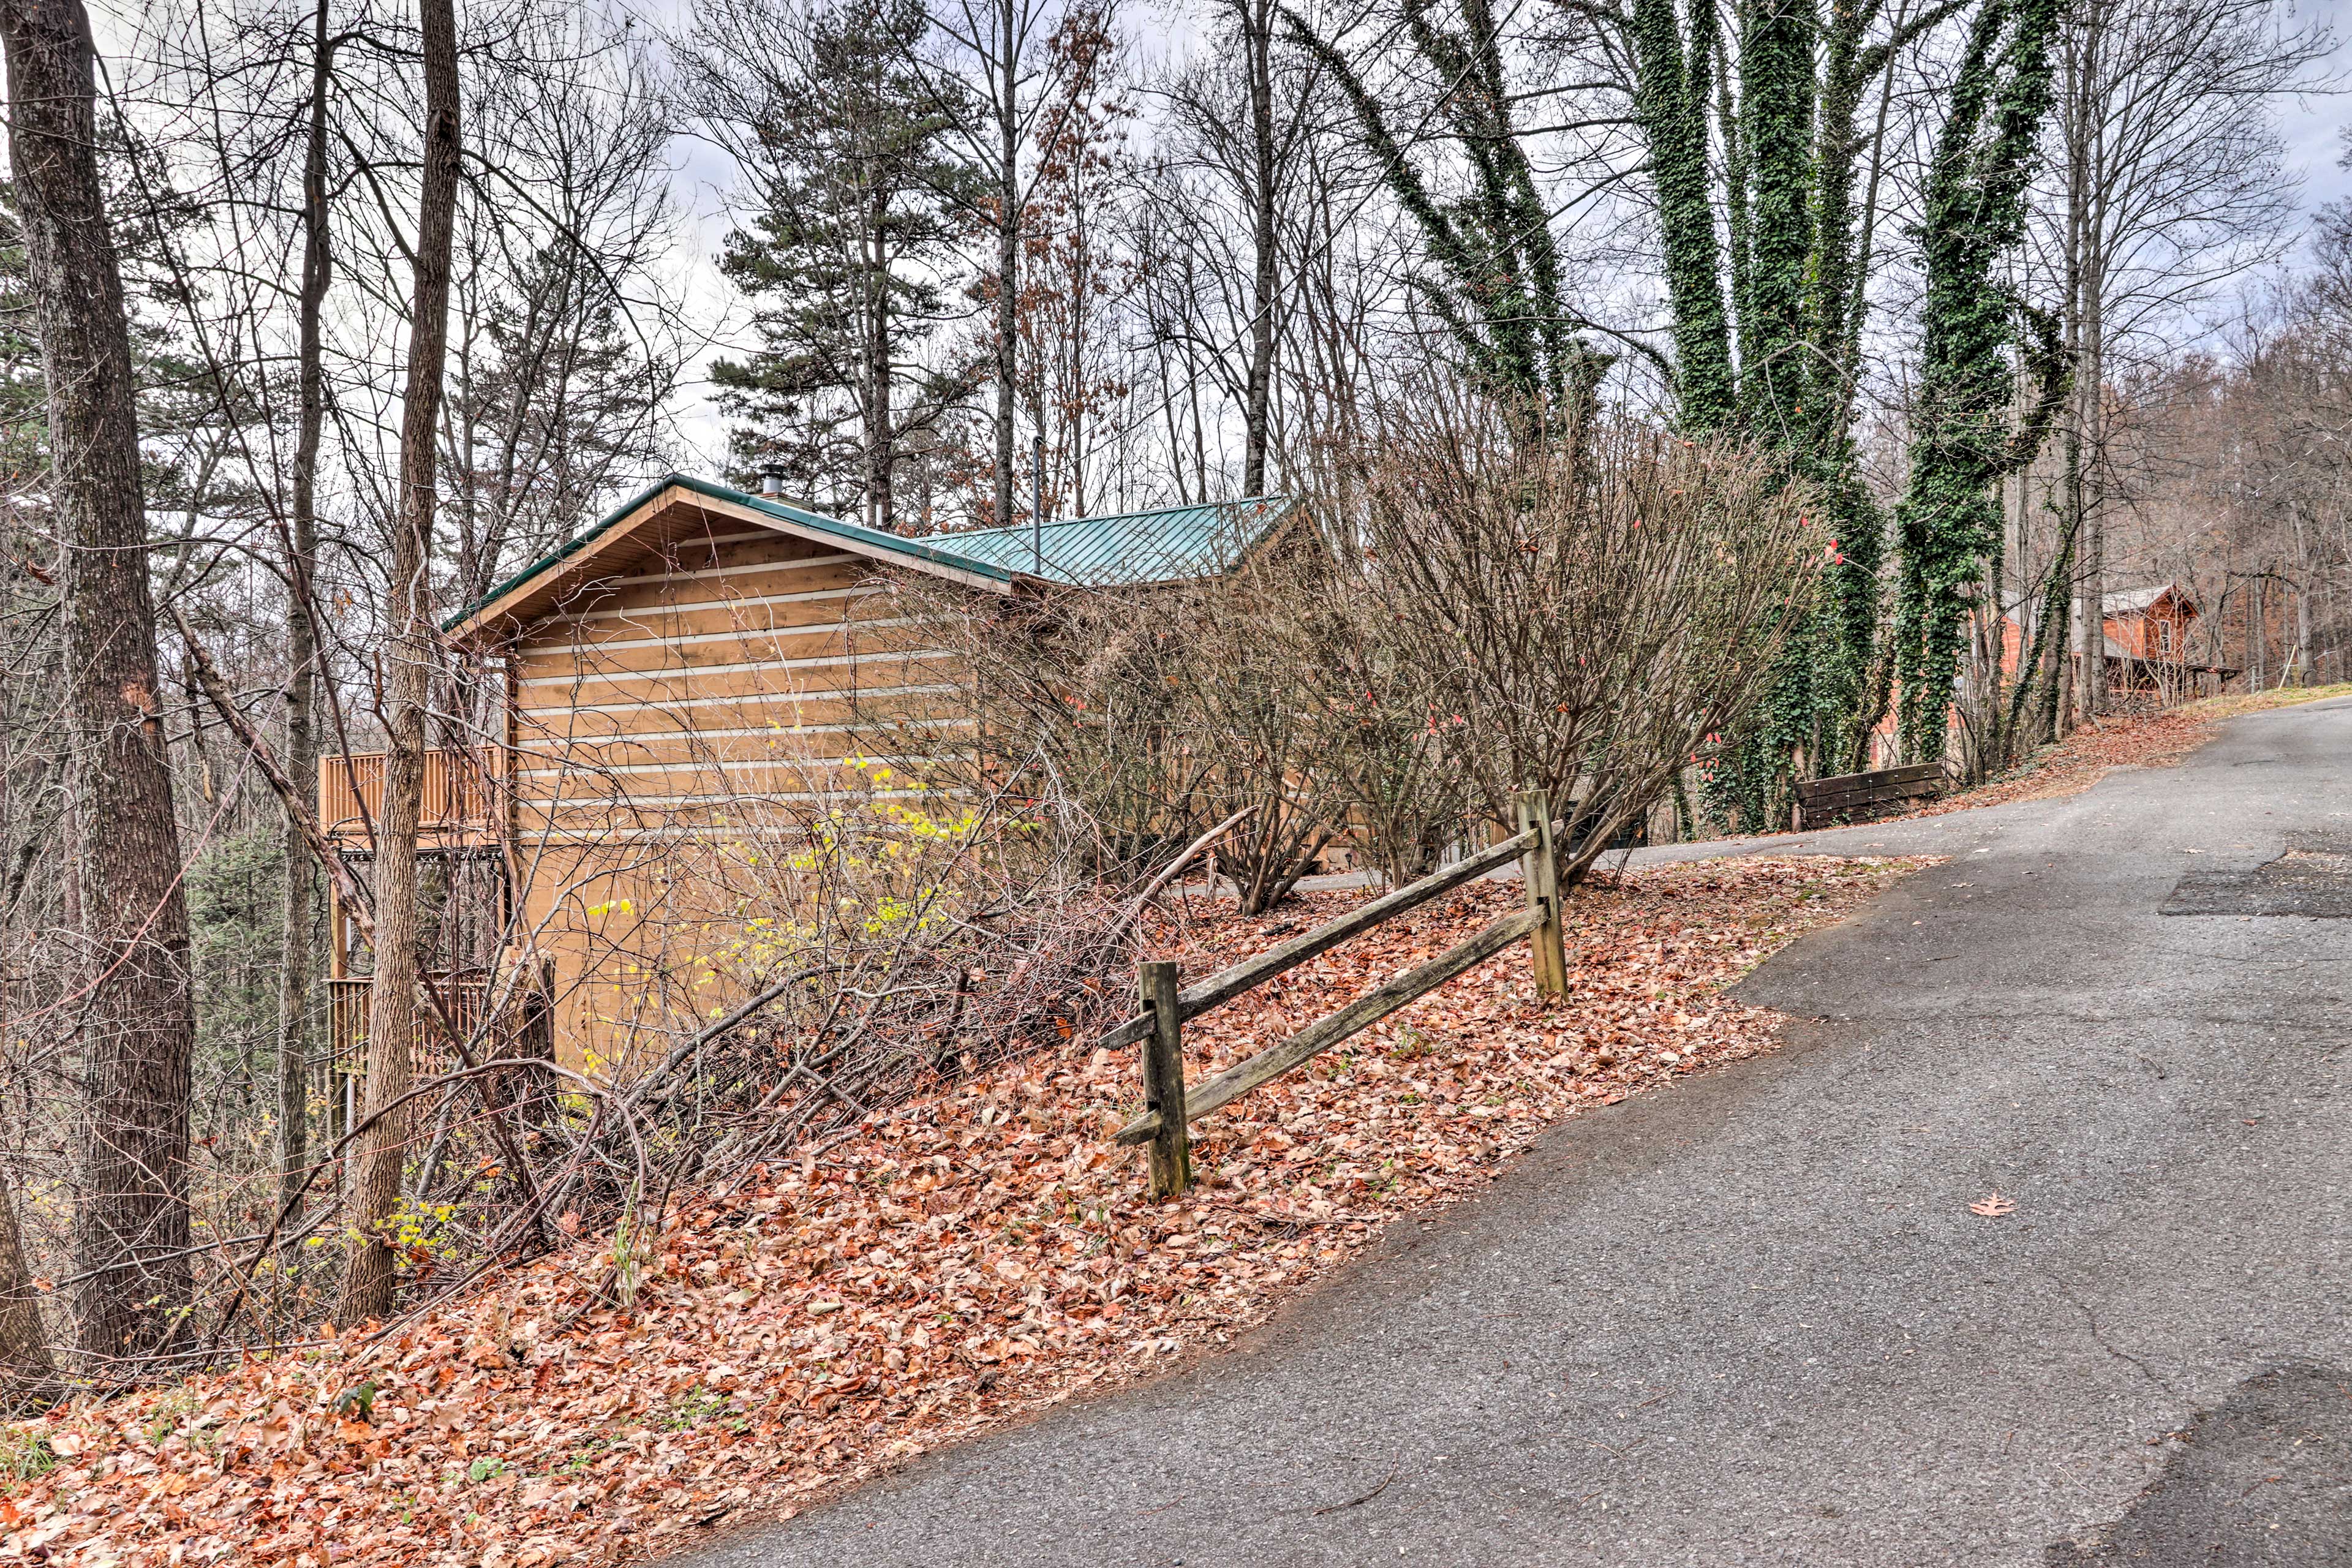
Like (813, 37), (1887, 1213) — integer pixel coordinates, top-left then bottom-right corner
(443, 475), (1015, 643)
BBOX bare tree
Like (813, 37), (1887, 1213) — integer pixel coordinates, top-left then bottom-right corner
(275, 0), (335, 1245)
(924, 0), (1054, 528)
(1133, 0), (1334, 502)
(447, 21), (681, 589)
(2040, 0), (2326, 726)
(340, 0), (461, 1326)
(1, 0), (198, 1367)
(1355, 384), (1820, 867)
(1017, 1), (1139, 519)
(1233, 0), (1280, 496)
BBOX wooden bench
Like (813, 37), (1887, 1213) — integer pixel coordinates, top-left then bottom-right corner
(1793, 762), (1950, 830)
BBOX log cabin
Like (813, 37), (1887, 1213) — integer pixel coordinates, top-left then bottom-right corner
(317, 473), (1292, 1083)
(1990, 581), (2237, 706)
(1848, 582), (2237, 774)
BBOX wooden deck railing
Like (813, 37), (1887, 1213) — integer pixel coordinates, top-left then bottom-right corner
(1106, 790), (1570, 1197)
(318, 746), (507, 845)
(328, 972), (494, 1077)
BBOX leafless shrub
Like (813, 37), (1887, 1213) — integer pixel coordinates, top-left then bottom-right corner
(1350, 389), (1823, 878)
(578, 764), (1140, 1180)
(889, 541), (1366, 914)
(885, 394), (1817, 907)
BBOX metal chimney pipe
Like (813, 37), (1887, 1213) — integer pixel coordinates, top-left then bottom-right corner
(1031, 434), (1045, 575)
(760, 472), (783, 499)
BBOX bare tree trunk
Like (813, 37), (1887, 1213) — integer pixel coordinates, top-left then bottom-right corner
(1238, 0), (1277, 497)
(2065, 0), (2113, 728)
(865, 199), (894, 530)
(1, 0), (198, 1369)
(1157, 336), (1190, 505)
(2252, 575), (2266, 687)
(0, 1126), (51, 1397)
(341, 0), (460, 1326)
(2291, 513), (2312, 682)
(278, 0), (335, 1245)
(992, 0), (1019, 530)
(2078, 245), (2106, 720)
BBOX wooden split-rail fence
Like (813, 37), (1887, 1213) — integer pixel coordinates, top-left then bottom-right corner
(1101, 789), (1572, 1198)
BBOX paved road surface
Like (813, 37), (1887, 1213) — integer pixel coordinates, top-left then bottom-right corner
(682, 698), (2352, 1567)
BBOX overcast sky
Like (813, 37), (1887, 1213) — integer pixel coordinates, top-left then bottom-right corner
(2278, 0), (2350, 221)
(84, 0), (2349, 477)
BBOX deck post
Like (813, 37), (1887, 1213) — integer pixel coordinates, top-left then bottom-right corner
(1138, 959), (1189, 1199)
(1513, 789), (1568, 997)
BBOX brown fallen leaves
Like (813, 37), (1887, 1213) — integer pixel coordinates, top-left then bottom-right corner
(0, 854), (1922, 1568)
(1909, 709), (2216, 819)
(1969, 1192), (2017, 1218)
(1907, 683), (2352, 823)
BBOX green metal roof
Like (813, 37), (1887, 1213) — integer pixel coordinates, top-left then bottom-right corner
(447, 475), (1292, 632)
(923, 495), (1293, 587)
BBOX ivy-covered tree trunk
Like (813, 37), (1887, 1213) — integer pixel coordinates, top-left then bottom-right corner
(1285, 0), (1597, 427)
(1735, 0), (1814, 440)
(1630, 0), (1733, 429)
(1806, 0), (1924, 773)
(1890, 0), (2064, 764)
(1622, 0), (1964, 824)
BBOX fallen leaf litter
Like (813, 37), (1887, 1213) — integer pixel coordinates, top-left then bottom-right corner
(2, 853), (1924, 1568)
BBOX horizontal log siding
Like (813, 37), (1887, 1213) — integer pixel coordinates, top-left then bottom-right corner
(508, 686), (957, 737)
(509, 522), (970, 1068)
(517, 568), (881, 640)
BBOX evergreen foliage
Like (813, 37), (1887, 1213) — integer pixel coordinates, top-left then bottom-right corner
(446, 238), (679, 601)
(708, 0), (974, 527)
(186, 821), (292, 1139)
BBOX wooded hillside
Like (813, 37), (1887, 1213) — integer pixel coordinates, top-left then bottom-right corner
(0, 0), (2340, 1406)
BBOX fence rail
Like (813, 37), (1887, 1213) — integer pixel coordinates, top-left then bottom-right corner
(1094, 821), (1540, 1055)
(1104, 788), (1569, 1197)
(1792, 761), (1948, 829)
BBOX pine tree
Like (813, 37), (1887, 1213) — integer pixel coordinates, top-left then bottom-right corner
(448, 239), (677, 600)
(707, 0), (973, 530)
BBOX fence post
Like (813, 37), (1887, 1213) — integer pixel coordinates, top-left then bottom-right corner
(1138, 959), (1189, 1199)
(1513, 789), (1568, 997)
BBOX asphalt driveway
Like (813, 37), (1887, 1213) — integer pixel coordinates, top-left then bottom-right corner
(679, 697), (2352, 1567)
